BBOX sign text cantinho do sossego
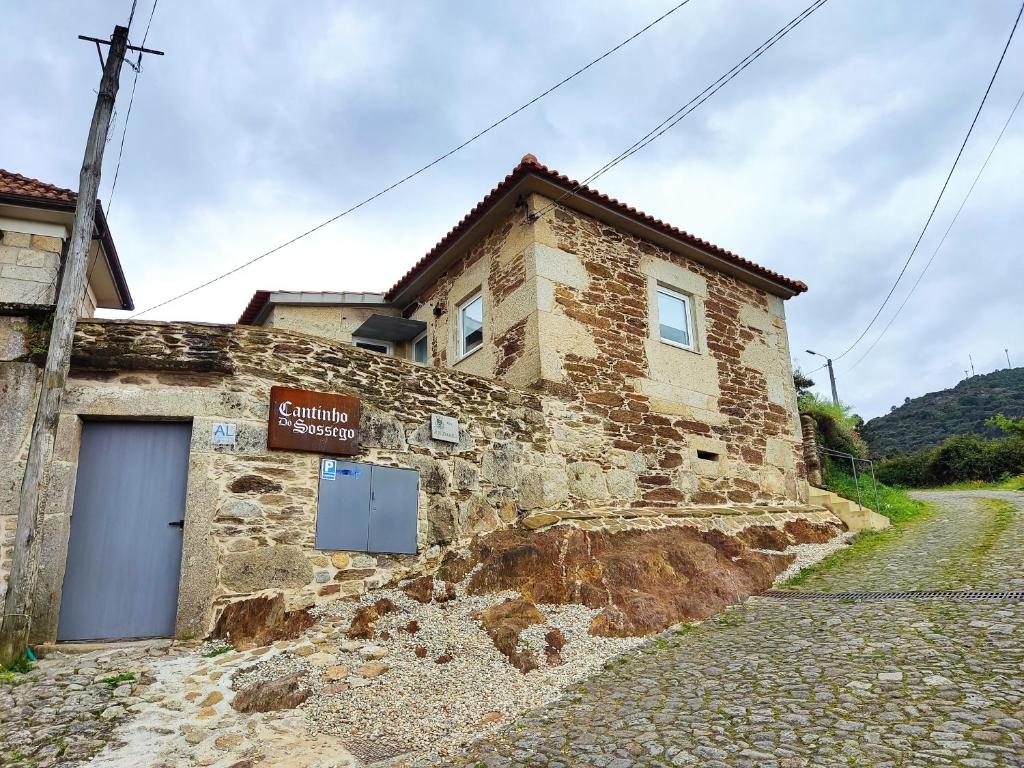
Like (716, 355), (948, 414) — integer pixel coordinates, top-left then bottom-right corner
(267, 386), (360, 455)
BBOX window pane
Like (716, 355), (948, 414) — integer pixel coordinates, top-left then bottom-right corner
(657, 290), (690, 347)
(413, 335), (428, 364)
(461, 295), (483, 354)
(355, 340), (389, 354)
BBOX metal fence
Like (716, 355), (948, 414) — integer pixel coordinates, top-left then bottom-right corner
(817, 446), (881, 513)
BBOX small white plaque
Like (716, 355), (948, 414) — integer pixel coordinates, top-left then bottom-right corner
(430, 414), (460, 444)
(212, 422), (237, 445)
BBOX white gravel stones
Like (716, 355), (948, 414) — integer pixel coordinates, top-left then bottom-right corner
(241, 584), (647, 762)
(772, 531), (856, 585)
(359, 644), (389, 660)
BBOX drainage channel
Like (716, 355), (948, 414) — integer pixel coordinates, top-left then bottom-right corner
(761, 589), (1024, 602)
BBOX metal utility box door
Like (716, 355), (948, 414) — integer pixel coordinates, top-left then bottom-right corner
(57, 421), (192, 641)
(317, 461), (418, 554)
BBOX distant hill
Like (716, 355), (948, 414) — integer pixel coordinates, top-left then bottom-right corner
(861, 367), (1024, 457)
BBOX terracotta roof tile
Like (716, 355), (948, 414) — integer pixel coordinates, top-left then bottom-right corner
(0, 169), (78, 204)
(386, 154), (807, 300)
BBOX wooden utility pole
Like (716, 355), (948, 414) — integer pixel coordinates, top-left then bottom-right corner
(0, 26), (130, 665)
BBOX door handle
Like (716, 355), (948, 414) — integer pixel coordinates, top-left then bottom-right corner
(168, 520), (185, 528)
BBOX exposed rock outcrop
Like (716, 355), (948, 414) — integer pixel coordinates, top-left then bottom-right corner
(463, 522), (843, 637)
(479, 597), (544, 673)
(347, 598), (400, 640)
(211, 593), (314, 649)
(231, 672), (311, 713)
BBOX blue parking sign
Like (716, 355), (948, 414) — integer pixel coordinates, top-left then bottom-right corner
(320, 458), (337, 480)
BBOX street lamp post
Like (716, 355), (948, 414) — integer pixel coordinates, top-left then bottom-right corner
(806, 349), (839, 407)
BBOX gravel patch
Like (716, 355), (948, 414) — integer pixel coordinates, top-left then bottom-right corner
(232, 582), (643, 763)
(772, 531), (855, 585)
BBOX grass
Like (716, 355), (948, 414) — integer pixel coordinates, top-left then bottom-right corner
(785, 468), (932, 587)
(101, 672), (135, 688)
(921, 474), (1024, 492)
(201, 644), (233, 658)
(0, 653), (34, 686)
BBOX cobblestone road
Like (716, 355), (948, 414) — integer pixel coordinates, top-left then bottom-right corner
(456, 491), (1024, 767)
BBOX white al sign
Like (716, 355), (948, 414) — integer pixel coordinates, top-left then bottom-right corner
(430, 414), (460, 444)
(212, 422), (237, 445)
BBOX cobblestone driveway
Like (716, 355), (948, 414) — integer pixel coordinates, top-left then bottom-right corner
(454, 491), (1024, 767)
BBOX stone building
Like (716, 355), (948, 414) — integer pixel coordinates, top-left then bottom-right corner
(1, 158), (831, 645)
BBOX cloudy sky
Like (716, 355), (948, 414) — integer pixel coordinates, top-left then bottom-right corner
(4, 0), (1022, 419)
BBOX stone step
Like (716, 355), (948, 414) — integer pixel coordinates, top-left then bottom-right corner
(809, 486), (890, 533)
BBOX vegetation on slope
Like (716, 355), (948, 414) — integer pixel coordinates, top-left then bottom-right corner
(875, 414), (1024, 488)
(861, 367), (1024, 457)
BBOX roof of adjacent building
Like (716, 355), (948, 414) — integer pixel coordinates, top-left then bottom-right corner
(237, 290), (388, 326)
(0, 169), (134, 310)
(239, 154), (806, 322)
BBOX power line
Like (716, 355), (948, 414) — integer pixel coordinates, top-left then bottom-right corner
(105, 0), (160, 219)
(844, 83), (1024, 372)
(820, 0), (1024, 367)
(529, 0), (830, 223)
(128, 0), (696, 318)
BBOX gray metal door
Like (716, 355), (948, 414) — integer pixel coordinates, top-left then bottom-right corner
(368, 465), (419, 554)
(57, 421), (191, 641)
(316, 461), (372, 551)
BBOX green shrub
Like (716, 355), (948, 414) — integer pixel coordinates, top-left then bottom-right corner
(799, 393), (868, 459)
(874, 420), (1024, 488)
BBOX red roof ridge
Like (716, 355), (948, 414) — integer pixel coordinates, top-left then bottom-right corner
(385, 155), (807, 300)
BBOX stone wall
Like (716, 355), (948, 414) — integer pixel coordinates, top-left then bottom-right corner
(2, 313), (818, 642)
(0, 230), (61, 306)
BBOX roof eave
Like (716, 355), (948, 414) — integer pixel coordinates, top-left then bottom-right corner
(0, 191), (134, 311)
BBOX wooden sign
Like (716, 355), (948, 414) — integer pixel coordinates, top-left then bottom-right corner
(268, 386), (360, 455)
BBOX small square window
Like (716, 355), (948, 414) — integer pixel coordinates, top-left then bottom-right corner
(657, 286), (693, 350)
(458, 292), (483, 358)
(413, 332), (429, 365)
(353, 337), (392, 355)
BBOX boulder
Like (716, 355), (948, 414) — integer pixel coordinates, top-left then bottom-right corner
(481, 441), (522, 487)
(517, 466), (569, 510)
(480, 597), (544, 673)
(737, 524), (791, 552)
(347, 598), (400, 639)
(544, 628), (565, 666)
(228, 474), (282, 494)
(231, 672), (311, 713)
(427, 497), (458, 545)
(407, 455), (450, 494)
(211, 593), (314, 649)
(785, 518), (846, 542)
(220, 546), (314, 592)
(460, 496), (501, 537)
(359, 409), (407, 450)
(606, 469), (638, 499)
(566, 462), (609, 500)
(453, 458), (480, 490)
(402, 575), (435, 604)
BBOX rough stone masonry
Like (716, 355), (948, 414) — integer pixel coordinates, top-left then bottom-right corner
(0, 313), (834, 643)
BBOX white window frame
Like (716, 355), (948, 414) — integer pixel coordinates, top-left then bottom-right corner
(352, 336), (393, 355)
(457, 291), (484, 360)
(656, 285), (695, 352)
(412, 330), (429, 365)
